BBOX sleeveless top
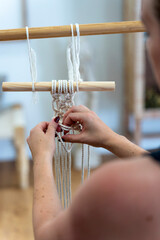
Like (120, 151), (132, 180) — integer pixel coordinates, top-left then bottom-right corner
(150, 150), (160, 162)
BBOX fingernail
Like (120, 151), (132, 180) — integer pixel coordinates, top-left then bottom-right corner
(54, 116), (60, 123)
(57, 126), (62, 132)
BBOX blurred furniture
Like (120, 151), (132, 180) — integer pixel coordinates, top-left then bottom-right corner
(124, 0), (160, 146)
(0, 77), (29, 189)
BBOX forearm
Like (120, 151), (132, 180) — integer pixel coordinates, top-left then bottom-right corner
(103, 133), (148, 158)
(33, 154), (62, 238)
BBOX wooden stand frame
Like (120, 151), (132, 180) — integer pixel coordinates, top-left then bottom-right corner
(0, 18), (149, 189)
(2, 81), (115, 92)
(0, 21), (145, 41)
(124, 0), (160, 146)
(12, 105), (29, 189)
(14, 126), (29, 189)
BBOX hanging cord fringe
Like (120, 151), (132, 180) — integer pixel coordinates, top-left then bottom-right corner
(52, 23), (90, 208)
(26, 26), (38, 104)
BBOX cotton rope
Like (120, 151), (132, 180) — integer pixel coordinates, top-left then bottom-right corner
(87, 145), (90, 178)
(26, 26), (38, 103)
(25, 24), (90, 209)
(51, 23), (90, 208)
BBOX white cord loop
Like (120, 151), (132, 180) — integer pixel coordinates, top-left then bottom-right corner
(51, 80), (57, 94)
(51, 23), (90, 208)
(26, 26), (38, 103)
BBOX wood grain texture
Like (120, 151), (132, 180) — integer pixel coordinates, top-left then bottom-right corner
(14, 127), (29, 189)
(0, 21), (146, 41)
(2, 81), (116, 92)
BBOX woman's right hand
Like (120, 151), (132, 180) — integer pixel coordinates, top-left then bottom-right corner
(62, 105), (118, 148)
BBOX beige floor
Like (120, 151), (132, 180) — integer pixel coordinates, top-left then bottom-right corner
(0, 188), (34, 240)
(0, 169), (86, 240)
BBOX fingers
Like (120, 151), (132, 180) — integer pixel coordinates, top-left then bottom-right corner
(47, 117), (59, 136)
(63, 105), (89, 124)
(62, 132), (84, 143)
(28, 117), (61, 141)
(28, 122), (49, 139)
(36, 121), (49, 131)
(63, 112), (85, 127)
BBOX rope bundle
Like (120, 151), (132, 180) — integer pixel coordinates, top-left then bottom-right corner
(51, 24), (91, 207)
(26, 23), (90, 208)
(26, 26), (38, 103)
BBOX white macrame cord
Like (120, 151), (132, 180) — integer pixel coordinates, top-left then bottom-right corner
(26, 26), (38, 103)
(51, 23), (91, 208)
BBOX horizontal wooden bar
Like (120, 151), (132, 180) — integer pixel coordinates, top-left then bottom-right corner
(2, 81), (115, 92)
(0, 21), (145, 41)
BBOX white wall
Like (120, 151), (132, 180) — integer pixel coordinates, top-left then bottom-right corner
(27, 0), (124, 129)
(0, 0), (123, 160)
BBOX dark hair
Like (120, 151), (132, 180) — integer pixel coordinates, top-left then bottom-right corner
(154, 0), (160, 21)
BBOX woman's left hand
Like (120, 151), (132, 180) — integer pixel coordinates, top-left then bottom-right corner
(27, 117), (59, 160)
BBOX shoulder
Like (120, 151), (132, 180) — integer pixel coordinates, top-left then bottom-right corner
(69, 156), (160, 240)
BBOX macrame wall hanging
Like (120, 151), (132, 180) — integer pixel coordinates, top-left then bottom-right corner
(26, 23), (90, 208)
(26, 26), (38, 104)
(50, 24), (91, 208)
(1, 22), (121, 197)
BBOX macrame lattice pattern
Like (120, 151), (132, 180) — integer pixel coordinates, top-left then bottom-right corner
(51, 24), (90, 208)
(26, 23), (90, 208)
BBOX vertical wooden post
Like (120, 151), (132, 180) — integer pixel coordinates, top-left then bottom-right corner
(13, 105), (29, 189)
(124, 0), (145, 145)
(133, 1), (145, 145)
(14, 127), (29, 189)
(123, 0), (136, 137)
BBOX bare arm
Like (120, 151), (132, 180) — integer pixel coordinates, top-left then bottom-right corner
(27, 120), (159, 240)
(103, 133), (148, 158)
(33, 154), (62, 239)
(62, 105), (148, 158)
(27, 119), (63, 240)
(31, 151), (160, 240)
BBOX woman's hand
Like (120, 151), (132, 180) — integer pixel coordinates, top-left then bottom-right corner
(27, 117), (59, 160)
(62, 105), (118, 148)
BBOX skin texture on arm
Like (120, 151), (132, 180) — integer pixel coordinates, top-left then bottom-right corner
(68, 157), (160, 240)
(27, 119), (160, 240)
(62, 105), (148, 158)
(27, 119), (62, 239)
(27, 118), (160, 240)
(104, 134), (148, 158)
(32, 155), (62, 239)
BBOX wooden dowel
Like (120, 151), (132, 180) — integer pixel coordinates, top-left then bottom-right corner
(2, 81), (115, 92)
(0, 21), (145, 41)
